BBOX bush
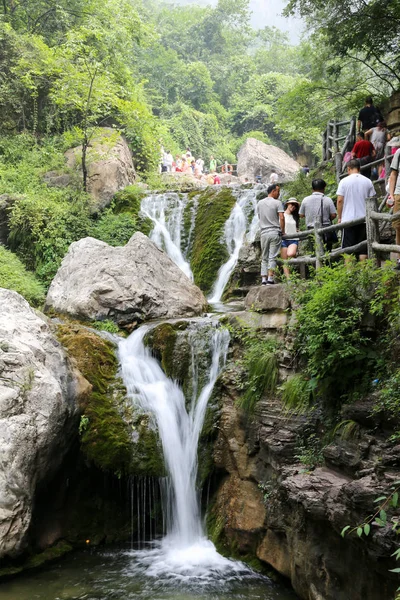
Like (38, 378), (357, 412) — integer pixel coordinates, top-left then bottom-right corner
(0, 246), (45, 306)
(291, 260), (399, 406)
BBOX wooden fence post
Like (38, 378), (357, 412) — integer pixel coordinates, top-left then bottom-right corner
(325, 122), (331, 161)
(314, 222), (324, 269)
(365, 196), (378, 261)
(335, 152), (343, 183)
(385, 144), (391, 185)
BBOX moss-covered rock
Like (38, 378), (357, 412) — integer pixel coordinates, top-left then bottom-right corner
(113, 185), (152, 236)
(57, 324), (164, 477)
(0, 541), (73, 580)
(144, 321), (190, 382)
(57, 324), (133, 474)
(189, 188), (236, 293)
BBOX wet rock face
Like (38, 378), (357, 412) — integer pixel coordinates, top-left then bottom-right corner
(0, 289), (84, 559)
(45, 232), (207, 325)
(237, 138), (301, 184)
(211, 346), (400, 600)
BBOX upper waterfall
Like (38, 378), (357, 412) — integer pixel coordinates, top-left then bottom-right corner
(119, 320), (229, 548)
(208, 188), (259, 304)
(141, 192), (197, 281)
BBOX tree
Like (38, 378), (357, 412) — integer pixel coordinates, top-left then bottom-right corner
(284, 0), (400, 91)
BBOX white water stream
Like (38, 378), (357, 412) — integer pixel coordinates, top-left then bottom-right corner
(119, 322), (250, 581)
(208, 189), (258, 304)
(141, 193), (196, 280)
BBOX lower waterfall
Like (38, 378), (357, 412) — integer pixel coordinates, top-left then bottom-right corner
(118, 321), (250, 581)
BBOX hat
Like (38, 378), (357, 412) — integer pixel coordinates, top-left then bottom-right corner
(388, 136), (400, 147)
(285, 197), (300, 206)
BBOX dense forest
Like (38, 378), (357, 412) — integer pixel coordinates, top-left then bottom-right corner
(0, 0), (399, 293)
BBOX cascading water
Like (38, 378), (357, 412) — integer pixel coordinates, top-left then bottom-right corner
(141, 192), (197, 280)
(118, 321), (253, 582)
(208, 188), (259, 305)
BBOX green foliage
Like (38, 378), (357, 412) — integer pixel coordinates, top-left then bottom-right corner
(237, 340), (279, 414)
(289, 261), (400, 405)
(92, 320), (121, 334)
(294, 432), (324, 469)
(90, 211), (138, 247)
(0, 246), (45, 306)
(190, 187), (236, 293)
(280, 374), (314, 414)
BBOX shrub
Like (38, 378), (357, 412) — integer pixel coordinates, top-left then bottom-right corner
(0, 246), (45, 306)
(290, 260), (399, 406)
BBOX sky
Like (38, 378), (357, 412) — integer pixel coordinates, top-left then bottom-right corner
(168, 0), (303, 42)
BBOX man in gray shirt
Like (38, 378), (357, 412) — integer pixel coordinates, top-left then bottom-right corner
(299, 179), (337, 251)
(257, 184), (284, 285)
(388, 137), (400, 269)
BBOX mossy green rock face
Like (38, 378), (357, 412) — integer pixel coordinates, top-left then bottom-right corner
(57, 324), (164, 477)
(189, 188), (236, 294)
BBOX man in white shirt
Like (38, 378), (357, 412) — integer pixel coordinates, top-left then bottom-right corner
(336, 159), (376, 260)
(388, 137), (400, 268)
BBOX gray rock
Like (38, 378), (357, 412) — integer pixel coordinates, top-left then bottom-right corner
(65, 128), (136, 210)
(245, 284), (290, 312)
(237, 138), (301, 183)
(45, 232), (206, 324)
(43, 171), (73, 189)
(0, 289), (85, 559)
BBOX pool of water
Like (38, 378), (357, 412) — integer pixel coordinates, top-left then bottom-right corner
(0, 545), (298, 600)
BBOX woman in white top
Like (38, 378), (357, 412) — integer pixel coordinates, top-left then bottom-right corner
(280, 198), (300, 278)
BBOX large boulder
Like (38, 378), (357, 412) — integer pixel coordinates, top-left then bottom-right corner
(237, 138), (301, 183)
(45, 232), (207, 324)
(0, 289), (86, 559)
(64, 128), (136, 210)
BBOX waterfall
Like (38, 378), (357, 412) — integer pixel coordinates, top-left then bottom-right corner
(141, 193), (197, 280)
(208, 188), (259, 304)
(118, 321), (252, 580)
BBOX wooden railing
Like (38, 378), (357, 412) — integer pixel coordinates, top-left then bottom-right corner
(279, 197), (400, 273)
(323, 117), (356, 163)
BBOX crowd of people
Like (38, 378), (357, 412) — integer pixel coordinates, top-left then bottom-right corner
(345, 96), (398, 180)
(256, 138), (400, 284)
(160, 147), (234, 184)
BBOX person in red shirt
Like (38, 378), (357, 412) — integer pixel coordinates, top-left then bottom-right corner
(351, 131), (376, 160)
(351, 131), (376, 178)
(213, 174), (221, 184)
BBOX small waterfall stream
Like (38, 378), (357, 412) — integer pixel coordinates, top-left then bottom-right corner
(141, 192), (196, 280)
(208, 189), (259, 304)
(118, 321), (254, 581)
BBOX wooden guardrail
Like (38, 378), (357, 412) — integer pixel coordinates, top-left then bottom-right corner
(279, 197), (400, 272)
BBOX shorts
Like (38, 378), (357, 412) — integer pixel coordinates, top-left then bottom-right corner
(342, 223), (367, 250)
(394, 195), (400, 230)
(281, 239), (299, 248)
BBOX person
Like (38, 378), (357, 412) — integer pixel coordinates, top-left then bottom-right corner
(357, 96), (383, 132)
(213, 173), (221, 184)
(257, 184), (284, 285)
(195, 157), (204, 175)
(190, 159), (196, 174)
(281, 198), (300, 278)
(181, 158), (189, 172)
(269, 172), (279, 184)
(175, 155), (182, 172)
(365, 121), (388, 176)
(302, 165), (310, 176)
(210, 155), (217, 172)
(299, 179), (337, 250)
(388, 137), (400, 269)
(336, 159), (376, 261)
(162, 150), (173, 172)
(221, 162), (233, 174)
(351, 131), (376, 178)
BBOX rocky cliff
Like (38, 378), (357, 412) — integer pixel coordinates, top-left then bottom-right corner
(208, 286), (400, 600)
